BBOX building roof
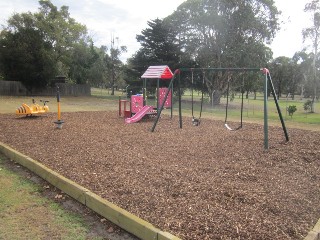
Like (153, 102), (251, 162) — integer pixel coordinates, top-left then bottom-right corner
(141, 65), (173, 80)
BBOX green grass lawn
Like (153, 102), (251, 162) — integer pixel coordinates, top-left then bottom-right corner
(177, 91), (320, 129)
(1, 88), (319, 131)
(0, 154), (105, 240)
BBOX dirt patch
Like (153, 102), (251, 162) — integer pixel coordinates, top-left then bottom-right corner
(0, 111), (319, 239)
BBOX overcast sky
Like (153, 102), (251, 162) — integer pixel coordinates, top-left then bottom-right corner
(0, 0), (312, 62)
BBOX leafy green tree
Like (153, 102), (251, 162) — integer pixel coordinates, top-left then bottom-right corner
(35, 0), (90, 80)
(166, 0), (279, 104)
(0, 0), (97, 90)
(293, 51), (320, 99)
(0, 13), (56, 92)
(69, 40), (99, 84)
(128, 19), (180, 75)
(287, 105), (297, 118)
(291, 52), (307, 99)
(269, 56), (297, 99)
(135, 18), (180, 70)
(105, 38), (127, 95)
(126, 18), (181, 95)
(88, 46), (109, 88)
(242, 71), (262, 100)
(304, 100), (313, 112)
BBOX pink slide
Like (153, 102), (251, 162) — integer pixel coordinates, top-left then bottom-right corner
(125, 105), (153, 124)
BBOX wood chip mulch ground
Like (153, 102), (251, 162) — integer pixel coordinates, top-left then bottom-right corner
(0, 111), (319, 240)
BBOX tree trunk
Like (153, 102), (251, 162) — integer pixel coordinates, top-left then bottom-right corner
(205, 72), (228, 106)
(277, 79), (281, 100)
(300, 84), (304, 100)
(312, 22), (318, 113)
(246, 90), (249, 99)
(209, 89), (222, 105)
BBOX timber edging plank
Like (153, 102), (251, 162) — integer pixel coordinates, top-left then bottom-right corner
(0, 142), (180, 240)
(304, 218), (320, 240)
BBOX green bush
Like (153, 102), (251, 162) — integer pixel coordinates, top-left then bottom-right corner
(304, 100), (313, 113)
(287, 105), (297, 118)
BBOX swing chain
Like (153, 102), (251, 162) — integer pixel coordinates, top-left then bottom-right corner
(191, 70), (205, 126)
(224, 73), (244, 131)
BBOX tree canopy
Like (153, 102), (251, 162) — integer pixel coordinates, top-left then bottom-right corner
(0, 0), (126, 92)
(166, 0), (278, 67)
(0, 22), (55, 91)
(163, 0), (279, 103)
(0, 0), (319, 105)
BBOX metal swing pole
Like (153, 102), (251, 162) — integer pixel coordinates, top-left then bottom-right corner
(157, 78), (160, 110)
(225, 78), (230, 124)
(171, 82), (173, 119)
(266, 70), (289, 142)
(178, 71), (182, 129)
(191, 70), (194, 118)
(198, 72), (205, 120)
(151, 69), (180, 132)
(263, 70), (269, 150)
(240, 88), (244, 128)
(239, 75), (245, 128)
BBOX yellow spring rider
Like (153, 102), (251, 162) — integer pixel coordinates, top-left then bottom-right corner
(16, 99), (49, 116)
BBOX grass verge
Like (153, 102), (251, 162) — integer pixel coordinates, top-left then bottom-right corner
(0, 154), (105, 240)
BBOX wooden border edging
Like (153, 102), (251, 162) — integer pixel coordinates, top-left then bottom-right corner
(305, 218), (320, 240)
(0, 142), (180, 240)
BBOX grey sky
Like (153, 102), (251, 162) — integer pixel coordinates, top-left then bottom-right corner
(0, 0), (312, 62)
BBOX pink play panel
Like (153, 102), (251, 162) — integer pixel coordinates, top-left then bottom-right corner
(131, 95), (144, 113)
(159, 88), (172, 108)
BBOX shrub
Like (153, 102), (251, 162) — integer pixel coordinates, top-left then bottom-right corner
(287, 105), (297, 118)
(304, 100), (312, 113)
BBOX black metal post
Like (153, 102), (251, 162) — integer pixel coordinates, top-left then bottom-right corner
(143, 78), (146, 106)
(157, 78), (160, 110)
(267, 72), (289, 142)
(54, 86), (64, 129)
(151, 69), (180, 132)
(178, 71), (182, 129)
(171, 83), (173, 119)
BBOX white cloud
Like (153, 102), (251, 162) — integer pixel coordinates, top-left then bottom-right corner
(270, 0), (312, 58)
(0, 0), (39, 25)
(48, 0), (185, 60)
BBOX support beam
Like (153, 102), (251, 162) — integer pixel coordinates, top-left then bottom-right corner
(151, 69), (180, 132)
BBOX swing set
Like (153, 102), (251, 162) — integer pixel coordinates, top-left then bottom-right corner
(150, 67), (289, 149)
(190, 69), (245, 130)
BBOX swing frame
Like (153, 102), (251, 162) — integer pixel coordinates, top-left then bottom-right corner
(151, 67), (289, 150)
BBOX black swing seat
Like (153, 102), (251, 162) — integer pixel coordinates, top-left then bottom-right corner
(192, 117), (200, 126)
(224, 123), (242, 131)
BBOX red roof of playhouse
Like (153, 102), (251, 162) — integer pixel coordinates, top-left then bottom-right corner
(141, 65), (173, 80)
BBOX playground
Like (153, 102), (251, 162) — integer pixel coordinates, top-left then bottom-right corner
(0, 109), (319, 239)
(0, 66), (319, 239)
